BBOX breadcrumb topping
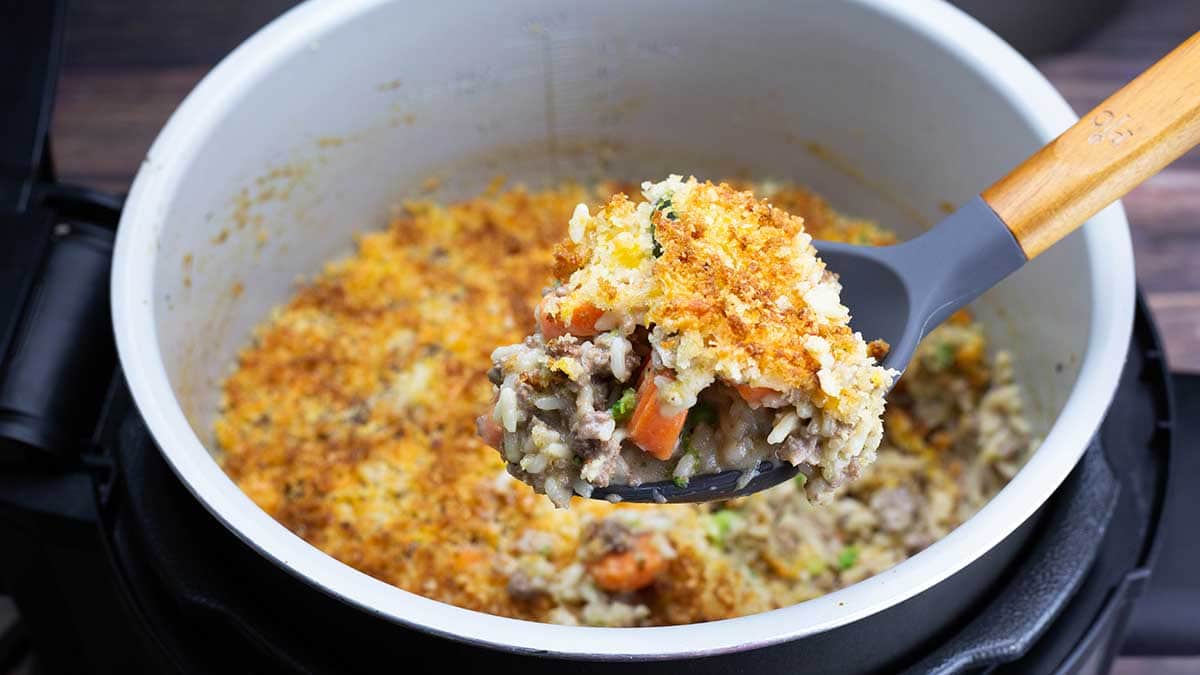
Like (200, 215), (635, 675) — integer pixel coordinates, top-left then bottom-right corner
(213, 179), (1013, 627)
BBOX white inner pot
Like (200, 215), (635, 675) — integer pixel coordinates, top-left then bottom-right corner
(111, 0), (1134, 658)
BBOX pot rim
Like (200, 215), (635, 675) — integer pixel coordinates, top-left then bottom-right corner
(111, 0), (1135, 660)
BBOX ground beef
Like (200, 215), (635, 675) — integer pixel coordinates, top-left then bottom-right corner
(507, 571), (548, 600)
(487, 365), (504, 386)
(546, 335), (582, 359)
(575, 410), (615, 441)
(780, 434), (818, 465)
(870, 487), (919, 533)
(582, 519), (634, 559)
(578, 342), (611, 374)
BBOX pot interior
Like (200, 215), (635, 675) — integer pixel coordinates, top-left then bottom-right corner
(154, 1), (1090, 447)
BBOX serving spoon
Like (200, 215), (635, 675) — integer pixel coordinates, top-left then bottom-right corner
(592, 30), (1200, 504)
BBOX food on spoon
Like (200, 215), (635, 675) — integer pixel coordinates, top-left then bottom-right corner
(480, 176), (897, 507)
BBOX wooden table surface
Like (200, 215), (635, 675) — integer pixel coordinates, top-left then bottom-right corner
(51, 0), (1200, 372)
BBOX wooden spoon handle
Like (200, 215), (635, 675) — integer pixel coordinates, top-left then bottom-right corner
(982, 31), (1200, 258)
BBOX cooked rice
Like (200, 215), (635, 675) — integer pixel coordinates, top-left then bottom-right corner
(215, 178), (1038, 626)
(485, 177), (897, 506)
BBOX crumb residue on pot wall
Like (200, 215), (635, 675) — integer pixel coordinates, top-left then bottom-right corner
(181, 253), (192, 289)
(975, 294), (1072, 434)
(796, 139), (933, 230)
(420, 175), (442, 194)
(173, 158), (320, 437)
(387, 106), (417, 128)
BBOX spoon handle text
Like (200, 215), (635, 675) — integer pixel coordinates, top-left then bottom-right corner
(983, 31), (1200, 258)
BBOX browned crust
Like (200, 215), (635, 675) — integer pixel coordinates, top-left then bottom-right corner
(214, 180), (925, 625)
(652, 180), (859, 391)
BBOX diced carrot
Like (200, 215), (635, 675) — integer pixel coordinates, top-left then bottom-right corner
(947, 308), (973, 326)
(588, 534), (666, 592)
(477, 415), (504, 448)
(735, 384), (777, 406)
(537, 298), (604, 339)
(627, 368), (687, 460)
(567, 302), (605, 334)
(537, 298), (567, 339)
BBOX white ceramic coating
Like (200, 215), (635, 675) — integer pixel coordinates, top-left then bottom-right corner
(111, 0), (1134, 659)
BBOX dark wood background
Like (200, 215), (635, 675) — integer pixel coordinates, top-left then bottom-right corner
(31, 3), (1200, 673)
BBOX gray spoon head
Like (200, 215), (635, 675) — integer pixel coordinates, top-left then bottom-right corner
(591, 196), (1026, 504)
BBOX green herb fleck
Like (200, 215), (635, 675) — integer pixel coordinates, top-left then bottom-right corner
(707, 509), (743, 547)
(928, 342), (956, 371)
(837, 546), (859, 570)
(611, 388), (638, 423)
(673, 475), (689, 489)
(687, 401), (718, 427)
(650, 195), (675, 254)
(678, 404), (716, 460)
(794, 473), (808, 489)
